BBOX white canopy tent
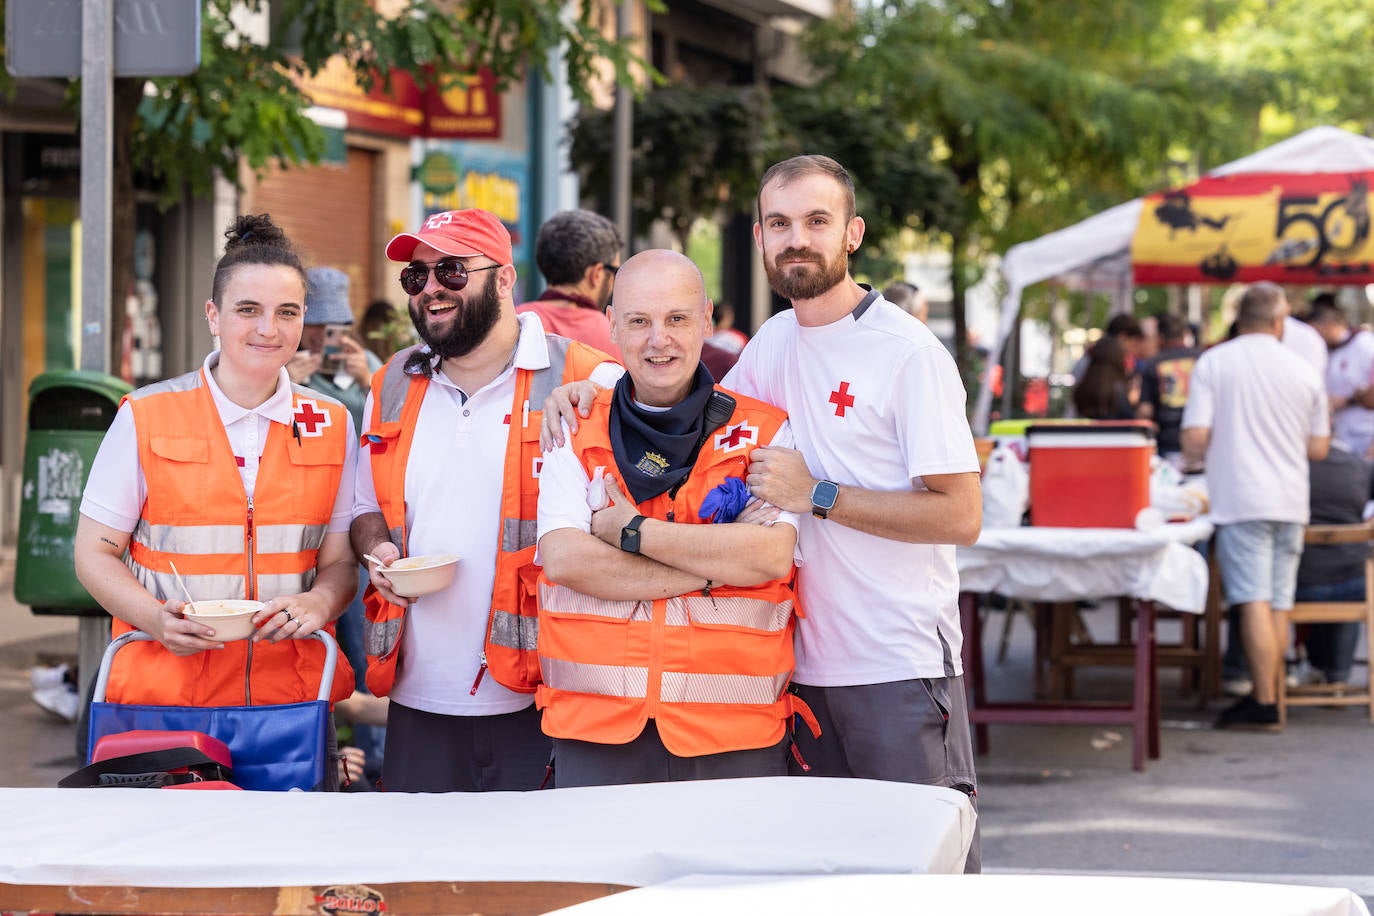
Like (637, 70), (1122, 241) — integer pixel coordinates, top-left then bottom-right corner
(972, 125), (1374, 432)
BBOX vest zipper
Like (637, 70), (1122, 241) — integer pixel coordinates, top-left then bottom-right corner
(470, 652), (488, 695)
(245, 497), (255, 705)
(644, 599), (666, 718)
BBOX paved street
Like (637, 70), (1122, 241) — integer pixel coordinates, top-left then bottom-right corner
(2, 553), (1370, 905)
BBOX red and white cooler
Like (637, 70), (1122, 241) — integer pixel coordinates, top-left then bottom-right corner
(1027, 421), (1155, 528)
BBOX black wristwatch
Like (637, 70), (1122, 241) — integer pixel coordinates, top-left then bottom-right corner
(620, 515), (647, 553)
(810, 480), (840, 519)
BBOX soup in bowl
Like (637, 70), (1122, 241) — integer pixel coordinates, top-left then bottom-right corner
(182, 599), (266, 642)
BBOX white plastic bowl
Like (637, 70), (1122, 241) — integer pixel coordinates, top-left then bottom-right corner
(182, 599), (266, 642)
(383, 554), (461, 598)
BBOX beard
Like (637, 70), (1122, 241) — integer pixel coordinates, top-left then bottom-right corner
(409, 270), (501, 360)
(763, 246), (849, 301)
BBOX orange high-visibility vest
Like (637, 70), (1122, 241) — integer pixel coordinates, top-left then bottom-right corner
(535, 387), (818, 757)
(108, 368), (355, 706)
(361, 337), (612, 697)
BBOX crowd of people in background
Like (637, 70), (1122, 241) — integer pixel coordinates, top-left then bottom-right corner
(1070, 283), (1372, 731)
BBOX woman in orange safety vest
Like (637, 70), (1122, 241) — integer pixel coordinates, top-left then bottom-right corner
(73, 213), (358, 737)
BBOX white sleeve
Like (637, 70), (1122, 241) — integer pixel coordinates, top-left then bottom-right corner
(1181, 354), (1214, 430)
(590, 361), (626, 389)
(1311, 377), (1332, 437)
(896, 345), (980, 479)
(721, 333), (766, 401)
(536, 423), (595, 546)
(353, 391), (382, 520)
(327, 414), (358, 534)
(78, 402), (145, 532)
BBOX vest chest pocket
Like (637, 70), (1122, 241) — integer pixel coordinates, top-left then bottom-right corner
(147, 436), (209, 520)
(286, 438), (345, 521)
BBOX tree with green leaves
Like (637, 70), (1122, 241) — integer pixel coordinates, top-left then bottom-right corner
(799, 0), (1277, 367)
(568, 82), (963, 283)
(0, 0), (647, 369)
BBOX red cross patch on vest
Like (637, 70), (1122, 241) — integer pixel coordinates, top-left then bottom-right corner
(292, 399), (333, 437)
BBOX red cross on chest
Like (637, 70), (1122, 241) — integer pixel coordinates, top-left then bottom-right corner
(292, 400), (332, 437)
(829, 381), (856, 417)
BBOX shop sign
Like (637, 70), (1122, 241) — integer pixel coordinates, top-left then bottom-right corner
(295, 61), (501, 140)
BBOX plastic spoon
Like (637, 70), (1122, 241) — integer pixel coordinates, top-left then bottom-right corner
(362, 553), (390, 570)
(168, 560), (198, 616)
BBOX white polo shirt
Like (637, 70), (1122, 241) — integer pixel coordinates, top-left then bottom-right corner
(723, 292), (981, 686)
(353, 313), (622, 716)
(1326, 330), (1374, 457)
(81, 352), (357, 535)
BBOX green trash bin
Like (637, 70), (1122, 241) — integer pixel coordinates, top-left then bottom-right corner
(15, 370), (132, 615)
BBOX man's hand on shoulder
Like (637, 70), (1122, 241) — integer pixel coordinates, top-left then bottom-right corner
(541, 380), (601, 450)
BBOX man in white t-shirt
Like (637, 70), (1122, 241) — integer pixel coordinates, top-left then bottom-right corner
(1307, 296), (1374, 458)
(1182, 281), (1330, 731)
(730, 155), (983, 870)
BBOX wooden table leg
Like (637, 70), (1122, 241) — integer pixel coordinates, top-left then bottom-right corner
(1131, 598), (1161, 770)
(960, 591), (990, 755)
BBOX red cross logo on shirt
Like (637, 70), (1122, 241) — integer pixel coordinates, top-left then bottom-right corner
(531, 457), (545, 478)
(292, 400), (332, 437)
(713, 420), (758, 455)
(829, 381), (856, 417)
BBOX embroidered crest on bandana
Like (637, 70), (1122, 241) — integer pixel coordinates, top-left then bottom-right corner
(292, 399), (333, 437)
(635, 451), (671, 477)
(714, 420), (758, 454)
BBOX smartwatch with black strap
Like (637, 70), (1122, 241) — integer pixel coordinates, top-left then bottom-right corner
(620, 515), (648, 553)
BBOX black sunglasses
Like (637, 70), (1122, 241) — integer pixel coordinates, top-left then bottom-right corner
(399, 258), (500, 296)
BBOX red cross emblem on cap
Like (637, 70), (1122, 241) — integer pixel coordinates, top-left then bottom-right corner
(292, 400), (332, 437)
(714, 420), (758, 454)
(829, 381), (856, 418)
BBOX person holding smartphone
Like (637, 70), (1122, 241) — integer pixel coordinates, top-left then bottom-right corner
(288, 266), (383, 432)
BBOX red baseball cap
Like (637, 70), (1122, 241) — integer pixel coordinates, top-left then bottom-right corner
(385, 209), (513, 266)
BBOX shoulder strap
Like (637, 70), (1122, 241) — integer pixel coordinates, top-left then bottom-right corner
(59, 747), (232, 788)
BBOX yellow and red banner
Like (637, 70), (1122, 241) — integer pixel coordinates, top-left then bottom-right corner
(295, 61), (501, 140)
(1132, 171), (1374, 285)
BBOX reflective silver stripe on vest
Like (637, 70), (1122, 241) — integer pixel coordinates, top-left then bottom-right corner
(683, 596), (793, 633)
(127, 560), (245, 604)
(127, 370), (202, 400)
(257, 522), (329, 554)
(501, 518), (539, 553)
(378, 346), (426, 424)
(540, 583), (648, 621)
(541, 657), (649, 698)
(133, 519), (244, 554)
(489, 608), (539, 650)
(257, 571), (316, 596)
(363, 614), (402, 659)
(531, 334), (574, 405)
(659, 670), (790, 705)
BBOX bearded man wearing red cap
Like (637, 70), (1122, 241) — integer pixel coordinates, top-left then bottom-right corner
(350, 208), (622, 792)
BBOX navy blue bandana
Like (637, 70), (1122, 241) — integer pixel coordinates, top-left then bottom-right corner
(608, 364), (716, 504)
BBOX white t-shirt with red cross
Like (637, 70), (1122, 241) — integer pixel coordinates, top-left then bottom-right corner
(722, 291), (980, 686)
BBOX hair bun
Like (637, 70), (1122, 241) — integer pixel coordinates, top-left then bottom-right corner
(224, 213), (288, 253)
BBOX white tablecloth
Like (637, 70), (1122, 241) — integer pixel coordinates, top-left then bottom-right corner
(957, 519), (1214, 612)
(0, 778), (974, 889)
(546, 874), (1369, 916)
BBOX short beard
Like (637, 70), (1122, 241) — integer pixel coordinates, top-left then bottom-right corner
(409, 270), (501, 360)
(763, 246), (849, 301)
